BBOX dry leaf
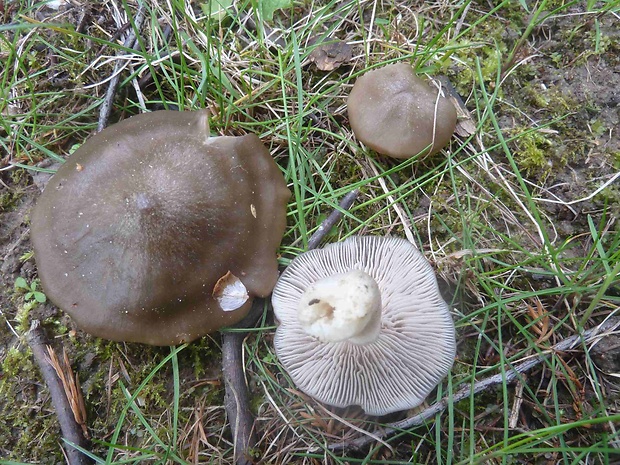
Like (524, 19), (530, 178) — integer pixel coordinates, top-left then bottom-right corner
(309, 40), (352, 71)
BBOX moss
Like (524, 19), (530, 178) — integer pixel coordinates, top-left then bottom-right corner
(69, 337), (227, 460)
(13, 301), (37, 334)
(0, 190), (20, 212)
(593, 184), (620, 218)
(185, 338), (221, 380)
(612, 151), (620, 170)
(1, 345), (31, 378)
(0, 168), (34, 215)
(513, 130), (555, 177)
(0, 344), (65, 463)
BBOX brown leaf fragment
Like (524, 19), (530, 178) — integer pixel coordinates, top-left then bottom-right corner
(308, 40), (352, 71)
(46, 346), (89, 439)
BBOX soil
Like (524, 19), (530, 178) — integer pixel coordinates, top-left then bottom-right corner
(1, 2), (619, 463)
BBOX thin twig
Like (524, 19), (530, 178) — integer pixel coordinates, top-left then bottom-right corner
(221, 300), (263, 465)
(306, 189), (359, 250)
(97, 4), (146, 132)
(328, 317), (620, 452)
(221, 189), (360, 464)
(27, 320), (92, 465)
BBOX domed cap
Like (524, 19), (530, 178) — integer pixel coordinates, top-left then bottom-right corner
(272, 235), (455, 416)
(31, 110), (290, 345)
(347, 63), (457, 159)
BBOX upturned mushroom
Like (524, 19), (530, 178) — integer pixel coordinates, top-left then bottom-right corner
(30, 110), (290, 345)
(271, 235), (455, 416)
(347, 62), (457, 159)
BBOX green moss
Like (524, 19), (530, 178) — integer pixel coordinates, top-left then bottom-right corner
(0, 344), (64, 463)
(13, 301), (37, 334)
(185, 338), (221, 380)
(0, 188), (22, 213)
(514, 131), (554, 177)
(0, 191), (16, 211)
(523, 85), (551, 109)
(1, 346), (31, 378)
(0, 168), (32, 213)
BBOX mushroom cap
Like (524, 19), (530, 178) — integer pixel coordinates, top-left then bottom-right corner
(347, 63), (457, 159)
(272, 235), (455, 416)
(31, 110), (290, 345)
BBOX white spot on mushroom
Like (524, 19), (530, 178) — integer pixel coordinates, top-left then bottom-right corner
(212, 271), (249, 312)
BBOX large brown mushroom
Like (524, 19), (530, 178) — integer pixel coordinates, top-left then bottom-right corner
(347, 62), (457, 159)
(30, 110), (290, 345)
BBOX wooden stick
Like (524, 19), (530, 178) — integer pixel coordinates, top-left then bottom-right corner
(97, 4), (146, 132)
(306, 189), (359, 250)
(27, 320), (92, 465)
(221, 189), (360, 463)
(221, 301), (263, 465)
(328, 317), (620, 452)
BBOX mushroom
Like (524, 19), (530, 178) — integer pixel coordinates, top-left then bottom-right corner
(30, 110), (290, 345)
(271, 235), (455, 416)
(347, 62), (457, 159)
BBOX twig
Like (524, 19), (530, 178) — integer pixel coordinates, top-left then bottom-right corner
(509, 380), (524, 429)
(221, 300), (263, 465)
(328, 317), (620, 452)
(27, 320), (92, 465)
(368, 160), (416, 244)
(97, 4), (146, 132)
(220, 189), (360, 464)
(306, 189), (359, 250)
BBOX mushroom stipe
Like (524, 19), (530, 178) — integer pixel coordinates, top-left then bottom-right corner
(272, 235), (456, 416)
(31, 110), (290, 345)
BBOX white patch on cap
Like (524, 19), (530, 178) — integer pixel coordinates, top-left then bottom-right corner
(212, 271), (249, 312)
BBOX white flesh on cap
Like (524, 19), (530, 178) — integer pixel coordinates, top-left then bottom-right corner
(297, 270), (382, 344)
(212, 271), (249, 312)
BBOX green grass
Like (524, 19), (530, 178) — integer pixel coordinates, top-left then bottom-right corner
(1, 0), (620, 464)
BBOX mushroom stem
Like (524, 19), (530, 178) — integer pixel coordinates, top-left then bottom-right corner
(297, 269), (382, 344)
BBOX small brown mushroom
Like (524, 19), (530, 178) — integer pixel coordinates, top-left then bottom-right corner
(30, 110), (290, 345)
(347, 62), (457, 159)
(272, 235), (456, 416)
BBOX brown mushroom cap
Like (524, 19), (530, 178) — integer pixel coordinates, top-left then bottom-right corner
(272, 235), (455, 416)
(347, 63), (457, 159)
(31, 110), (290, 345)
